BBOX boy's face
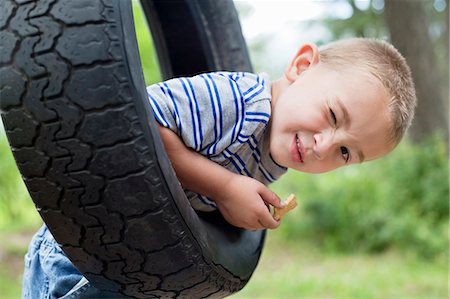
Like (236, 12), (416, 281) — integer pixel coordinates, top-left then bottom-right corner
(270, 55), (393, 174)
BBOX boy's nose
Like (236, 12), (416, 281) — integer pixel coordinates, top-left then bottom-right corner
(313, 132), (334, 160)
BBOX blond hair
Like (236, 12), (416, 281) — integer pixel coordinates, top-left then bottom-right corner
(318, 38), (417, 146)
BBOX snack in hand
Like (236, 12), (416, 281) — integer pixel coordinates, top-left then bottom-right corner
(273, 194), (297, 221)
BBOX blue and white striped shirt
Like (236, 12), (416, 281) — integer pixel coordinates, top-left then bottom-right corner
(147, 72), (287, 211)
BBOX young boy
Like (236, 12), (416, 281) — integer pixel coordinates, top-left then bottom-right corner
(22, 38), (416, 297)
(150, 37), (416, 230)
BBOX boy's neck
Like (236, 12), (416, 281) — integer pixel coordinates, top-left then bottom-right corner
(271, 77), (291, 110)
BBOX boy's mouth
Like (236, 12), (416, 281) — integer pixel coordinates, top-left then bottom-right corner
(290, 134), (304, 163)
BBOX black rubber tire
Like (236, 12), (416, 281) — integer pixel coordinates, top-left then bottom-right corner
(0, 0), (265, 298)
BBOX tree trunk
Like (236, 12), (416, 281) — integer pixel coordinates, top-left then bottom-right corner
(384, 0), (449, 144)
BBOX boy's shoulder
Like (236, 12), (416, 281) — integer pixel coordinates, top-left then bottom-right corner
(211, 71), (270, 86)
(209, 71), (272, 103)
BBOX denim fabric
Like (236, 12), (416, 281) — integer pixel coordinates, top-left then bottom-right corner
(22, 225), (122, 299)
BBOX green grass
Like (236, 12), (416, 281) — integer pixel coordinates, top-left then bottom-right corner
(0, 268), (22, 299)
(1, 227), (446, 298)
(232, 233), (448, 299)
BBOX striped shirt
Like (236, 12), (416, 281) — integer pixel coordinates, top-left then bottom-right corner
(147, 72), (287, 211)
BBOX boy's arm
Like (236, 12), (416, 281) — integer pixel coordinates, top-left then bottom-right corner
(158, 125), (283, 230)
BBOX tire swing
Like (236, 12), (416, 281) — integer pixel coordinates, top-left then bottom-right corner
(0, 0), (265, 298)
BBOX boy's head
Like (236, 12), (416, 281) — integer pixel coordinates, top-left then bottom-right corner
(269, 38), (417, 174)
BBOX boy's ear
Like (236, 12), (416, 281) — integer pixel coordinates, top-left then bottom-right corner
(285, 43), (319, 83)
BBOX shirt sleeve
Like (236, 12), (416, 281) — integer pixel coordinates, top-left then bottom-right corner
(146, 72), (271, 157)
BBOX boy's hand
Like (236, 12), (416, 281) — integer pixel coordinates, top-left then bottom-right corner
(157, 126), (283, 230)
(214, 175), (284, 230)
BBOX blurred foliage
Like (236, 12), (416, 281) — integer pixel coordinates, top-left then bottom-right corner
(271, 133), (449, 259)
(310, 0), (447, 49)
(319, 0), (387, 41)
(132, 0), (161, 85)
(0, 132), (40, 230)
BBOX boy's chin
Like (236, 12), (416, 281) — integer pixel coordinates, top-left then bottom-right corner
(269, 151), (287, 168)
(293, 164), (343, 174)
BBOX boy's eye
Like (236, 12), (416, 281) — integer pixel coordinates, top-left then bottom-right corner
(329, 108), (337, 125)
(340, 146), (350, 163)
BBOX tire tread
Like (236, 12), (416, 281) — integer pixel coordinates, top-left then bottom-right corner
(1, 0), (249, 297)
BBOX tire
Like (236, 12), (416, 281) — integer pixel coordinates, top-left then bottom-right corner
(0, 0), (265, 298)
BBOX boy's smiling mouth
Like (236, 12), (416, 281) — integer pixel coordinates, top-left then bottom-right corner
(291, 133), (304, 163)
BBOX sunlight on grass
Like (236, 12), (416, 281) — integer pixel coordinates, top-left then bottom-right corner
(232, 233), (448, 299)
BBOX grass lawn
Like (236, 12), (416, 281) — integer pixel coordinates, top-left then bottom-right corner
(0, 226), (446, 299)
(232, 232), (448, 299)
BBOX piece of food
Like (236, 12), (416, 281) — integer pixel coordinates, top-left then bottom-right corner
(273, 194), (297, 221)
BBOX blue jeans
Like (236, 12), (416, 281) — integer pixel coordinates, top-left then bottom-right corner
(22, 225), (122, 299)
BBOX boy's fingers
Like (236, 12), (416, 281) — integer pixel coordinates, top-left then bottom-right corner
(258, 209), (280, 229)
(258, 210), (280, 229)
(259, 186), (283, 208)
